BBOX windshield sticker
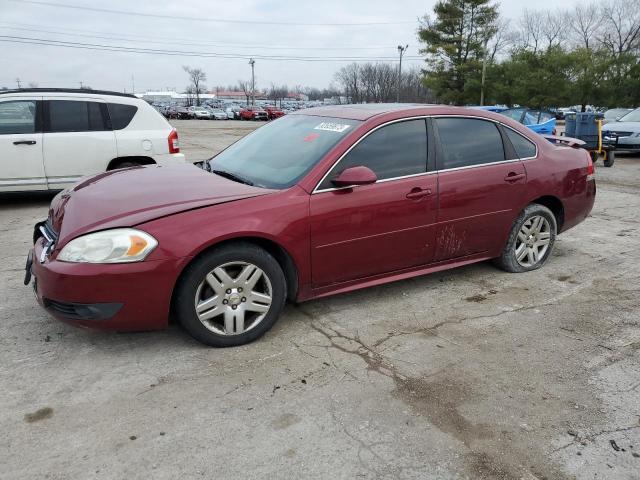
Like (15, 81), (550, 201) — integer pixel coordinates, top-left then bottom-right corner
(303, 133), (320, 142)
(314, 122), (351, 133)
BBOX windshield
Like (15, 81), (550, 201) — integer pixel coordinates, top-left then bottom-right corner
(209, 115), (360, 189)
(619, 108), (640, 122)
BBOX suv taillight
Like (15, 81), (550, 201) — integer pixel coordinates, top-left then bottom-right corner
(168, 129), (180, 154)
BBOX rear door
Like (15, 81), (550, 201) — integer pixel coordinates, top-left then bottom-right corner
(309, 118), (438, 287)
(433, 117), (526, 261)
(42, 98), (116, 189)
(0, 98), (46, 192)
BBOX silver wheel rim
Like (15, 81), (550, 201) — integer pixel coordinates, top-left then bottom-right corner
(515, 215), (552, 267)
(194, 261), (273, 336)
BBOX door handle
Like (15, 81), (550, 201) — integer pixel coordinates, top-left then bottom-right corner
(504, 172), (525, 182)
(406, 187), (432, 200)
(13, 140), (37, 145)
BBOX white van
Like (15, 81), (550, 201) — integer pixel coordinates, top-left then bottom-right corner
(0, 89), (187, 192)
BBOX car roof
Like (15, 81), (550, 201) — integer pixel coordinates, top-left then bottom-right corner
(290, 103), (482, 121)
(0, 88), (137, 99)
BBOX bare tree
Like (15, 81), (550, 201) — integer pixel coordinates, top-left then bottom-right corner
(541, 10), (568, 50)
(518, 9), (544, 52)
(487, 18), (514, 62)
(237, 80), (251, 105)
(335, 63), (361, 103)
(600, 0), (640, 56)
(570, 3), (600, 50)
(183, 66), (207, 106)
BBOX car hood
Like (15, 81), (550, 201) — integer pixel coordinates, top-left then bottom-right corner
(48, 164), (275, 246)
(601, 122), (640, 133)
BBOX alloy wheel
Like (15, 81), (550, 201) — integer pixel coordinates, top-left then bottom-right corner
(514, 215), (552, 267)
(194, 261), (273, 335)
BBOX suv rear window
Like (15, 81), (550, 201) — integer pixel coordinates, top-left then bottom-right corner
(107, 103), (138, 130)
(48, 100), (107, 132)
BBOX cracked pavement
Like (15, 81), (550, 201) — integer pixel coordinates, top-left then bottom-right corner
(1, 120), (639, 479)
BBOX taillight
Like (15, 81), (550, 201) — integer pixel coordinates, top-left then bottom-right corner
(168, 129), (180, 154)
(586, 154), (595, 180)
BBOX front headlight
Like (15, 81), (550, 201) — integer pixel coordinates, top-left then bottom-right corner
(57, 228), (158, 263)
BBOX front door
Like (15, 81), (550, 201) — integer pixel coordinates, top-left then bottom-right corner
(0, 99), (46, 192)
(433, 117), (526, 261)
(310, 118), (438, 287)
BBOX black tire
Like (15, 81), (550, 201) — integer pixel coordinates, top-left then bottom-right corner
(493, 203), (557, 273)
(110, 160), (142, 169)
(603, 150), (615, 167)
(590, 151), (599, 164)
(174, 242), (287, 347)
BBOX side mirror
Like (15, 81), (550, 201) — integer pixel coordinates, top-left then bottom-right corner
(332, 166), (377, 188)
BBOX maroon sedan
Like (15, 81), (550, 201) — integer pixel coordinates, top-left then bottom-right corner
(26, 104), (596, 347)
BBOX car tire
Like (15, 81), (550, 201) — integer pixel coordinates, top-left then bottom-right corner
(603, 150), (615, 167)
(494, 203), (557, 273)
(174, 243), (287, 347)
(111, 160), (142, 169)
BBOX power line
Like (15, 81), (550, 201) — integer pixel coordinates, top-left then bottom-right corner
(0, 23), (402, 50)
(0, 35), (424, 62)
(8, 0), (416, 26)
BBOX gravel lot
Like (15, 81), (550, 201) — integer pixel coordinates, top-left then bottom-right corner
(1, 120), (639, 480)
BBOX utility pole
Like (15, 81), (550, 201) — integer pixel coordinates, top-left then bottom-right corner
(249, 58), (256, 106)
(79, 81), (84, 89)
(131, 75), (135, 94)
(480, 37), (489, 106)
(16, 78), (21, 89)
(396, 45), (408, 103)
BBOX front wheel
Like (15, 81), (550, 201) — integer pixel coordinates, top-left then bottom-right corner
(494, 204), (557, 273)
(174, 243), (286, 347)
(603, 150), (615, 167)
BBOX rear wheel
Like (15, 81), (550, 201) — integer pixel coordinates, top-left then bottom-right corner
(110, 160), (142, 169)
(174, 243), (286, 347)
(494, 204), (557, 273)
(603, 150), (615, 167)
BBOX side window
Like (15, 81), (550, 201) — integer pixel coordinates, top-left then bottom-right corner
(505, 128), (536, 158)
(107, 103), (138, 130)
(0, 100), (37, 134)
(48, 100), (107, 132)
(435, 118), (505, 169)
(318, 119), (427, 190)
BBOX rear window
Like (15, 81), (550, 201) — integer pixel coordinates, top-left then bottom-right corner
(107, 103), (138, 130)
(435, 118), (505, 169)
(505, 128), (537, 159)
(48, 100), (107, 132)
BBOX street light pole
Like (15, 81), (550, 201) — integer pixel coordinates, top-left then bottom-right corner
(397, 44), (408, 103)
(249, 58), (255, 106)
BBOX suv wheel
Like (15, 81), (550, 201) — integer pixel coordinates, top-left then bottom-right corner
(494, 204), (557, 273)
(174, 243), (286, 347)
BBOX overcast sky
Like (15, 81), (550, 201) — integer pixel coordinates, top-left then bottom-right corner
(0, 0), (583, 93)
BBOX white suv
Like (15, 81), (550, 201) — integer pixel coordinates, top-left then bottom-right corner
(0, 89), (187, 192)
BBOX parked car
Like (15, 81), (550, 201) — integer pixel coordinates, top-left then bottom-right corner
(264, 106), (285, 120)
(240, 107), (268, 121)
(499, 108), (557, 135)
(0, 88), (186, 193)
(209, 109), (228, 120)
(225, 106), (241, 119)
(164, 106), (189, 119)
(26, 105), (595, 347)
(601, 107), (640, 152)
(602, 108), (633, 125)
(188, 106), (212, 120)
